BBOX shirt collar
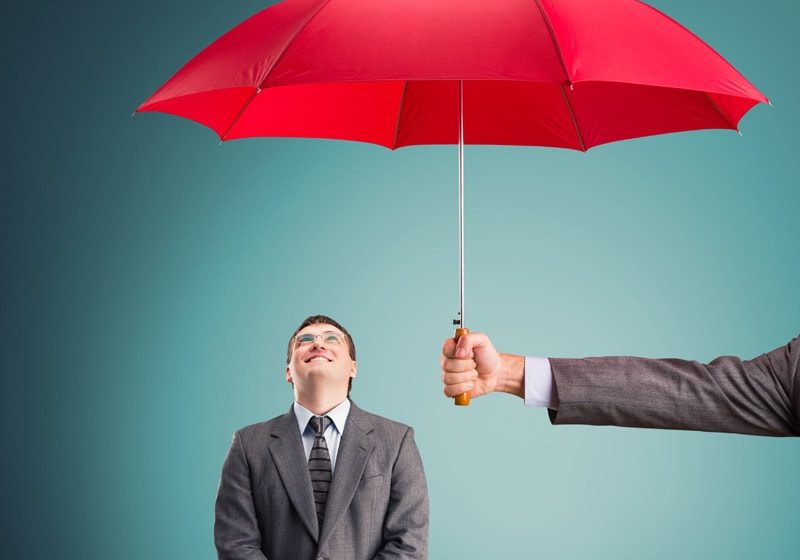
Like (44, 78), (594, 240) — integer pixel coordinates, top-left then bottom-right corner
(293, 398), (351, 436)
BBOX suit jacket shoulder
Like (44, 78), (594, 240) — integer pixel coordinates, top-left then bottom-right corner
(235, 413), (287, 439)
(350, 403), (414, 437)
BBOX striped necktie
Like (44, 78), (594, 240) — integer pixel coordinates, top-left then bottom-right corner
(308, 415), (333, 528)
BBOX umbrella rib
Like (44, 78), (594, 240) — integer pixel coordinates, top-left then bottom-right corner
(560, 85), (586, 152)
(533, 0), (572, 84)
(220, 88), (259, 141)
(702, 92), (735, 130)
(392, 81), (409, 150)
(257, 0), (335, 91)
(637, 0), (766, 99)
(220, 0), (335, 141)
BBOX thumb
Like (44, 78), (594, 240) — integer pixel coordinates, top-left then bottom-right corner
(454, 332), (492, 359)
(455, 336), (472, 358)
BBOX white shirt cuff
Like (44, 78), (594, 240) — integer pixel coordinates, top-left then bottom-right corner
(524, 356), (556, 408)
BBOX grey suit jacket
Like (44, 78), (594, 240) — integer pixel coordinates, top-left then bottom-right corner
(548, 335), (799, 436)
(214, 401), (428, 560)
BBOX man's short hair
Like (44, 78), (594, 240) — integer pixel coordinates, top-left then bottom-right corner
(287, 315), (356, 394)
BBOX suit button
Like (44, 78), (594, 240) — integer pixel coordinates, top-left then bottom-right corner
(317, 557), (325, 560)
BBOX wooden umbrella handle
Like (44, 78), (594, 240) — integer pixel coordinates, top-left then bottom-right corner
(453, 327), (470, 406)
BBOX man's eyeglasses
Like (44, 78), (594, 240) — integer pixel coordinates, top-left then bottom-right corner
(294, 331), (344, 347)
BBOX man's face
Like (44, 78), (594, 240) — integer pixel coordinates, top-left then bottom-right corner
(286, 323), (356, 393)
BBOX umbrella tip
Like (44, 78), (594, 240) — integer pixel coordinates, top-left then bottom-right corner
(130, 110), (137, 118)
(737, 129), (743, 137)
(768, 99), (774, 108)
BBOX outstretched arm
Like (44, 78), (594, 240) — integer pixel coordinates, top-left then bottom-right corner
(440, 332), (799, 436)
(549, 336), (800, 436)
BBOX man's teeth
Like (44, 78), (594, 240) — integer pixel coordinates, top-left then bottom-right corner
(309, 356), (329, 362)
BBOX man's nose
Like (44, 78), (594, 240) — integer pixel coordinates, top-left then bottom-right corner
(311, 335), (326, 348)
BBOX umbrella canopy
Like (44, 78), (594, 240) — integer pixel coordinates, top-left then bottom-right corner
(138, 0), (767, 150)
(138, 0), (767, 405)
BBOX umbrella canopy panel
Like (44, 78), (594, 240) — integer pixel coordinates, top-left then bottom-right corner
(138, 0), (767, 149)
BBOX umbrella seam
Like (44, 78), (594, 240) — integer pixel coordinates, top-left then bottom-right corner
(633, 0), (766, 102)
(220, 88), (259, 141)
(392, 81), (408, 150)
(532, 0), (572, 84)
(221, 0), (335, 140)
(560, 85), (586, 152)
(258, 0), (335, 91)
(702, 92), (735, 129)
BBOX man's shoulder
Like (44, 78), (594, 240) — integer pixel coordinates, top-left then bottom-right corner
(351, 402), (414, 437)
(237, 415), (283, 431)
(232, 410), (293, 442)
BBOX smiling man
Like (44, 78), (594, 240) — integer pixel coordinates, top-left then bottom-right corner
(215, 315), (429, 560)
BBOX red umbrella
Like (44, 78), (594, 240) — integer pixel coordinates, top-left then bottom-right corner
(138, 0), (767, 405)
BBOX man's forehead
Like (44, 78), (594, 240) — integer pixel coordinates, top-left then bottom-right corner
(298, 323), (345, 336)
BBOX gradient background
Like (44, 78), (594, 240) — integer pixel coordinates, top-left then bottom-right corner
(3, 1), (798, 558)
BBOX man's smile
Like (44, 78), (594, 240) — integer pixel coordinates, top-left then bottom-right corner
(305, 354), (333, 363)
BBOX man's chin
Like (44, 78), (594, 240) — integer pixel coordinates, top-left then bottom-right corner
(304, 365), (333, 376)
(295, 373), (349, 397)
(302, 368), (347, 384)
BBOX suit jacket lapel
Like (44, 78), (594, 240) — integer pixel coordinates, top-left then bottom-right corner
(319, 401), (374, 548)
(268, 407), (319, 542)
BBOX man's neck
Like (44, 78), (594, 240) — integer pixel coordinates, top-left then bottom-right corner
(295, 391), (348, 416)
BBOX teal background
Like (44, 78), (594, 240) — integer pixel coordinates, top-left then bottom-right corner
(3, 1), (798, 558)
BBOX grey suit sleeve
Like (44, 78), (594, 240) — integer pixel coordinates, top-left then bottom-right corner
(373, 428), (429, 559)
(548, 336), (800, 436)
(214, 431), (270, 560)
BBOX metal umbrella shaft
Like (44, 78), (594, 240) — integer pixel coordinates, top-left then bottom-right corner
(454, 80), (470, 406)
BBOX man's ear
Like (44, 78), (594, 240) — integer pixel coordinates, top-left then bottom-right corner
(350, 361), (357, 378)
(286, 366), (293, 384)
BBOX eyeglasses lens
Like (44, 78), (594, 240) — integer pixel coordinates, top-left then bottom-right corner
(296, 332), (343, 346)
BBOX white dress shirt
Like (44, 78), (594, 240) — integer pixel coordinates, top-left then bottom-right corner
(293, 398), (351, 472)
(524, 357), (559, 409)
